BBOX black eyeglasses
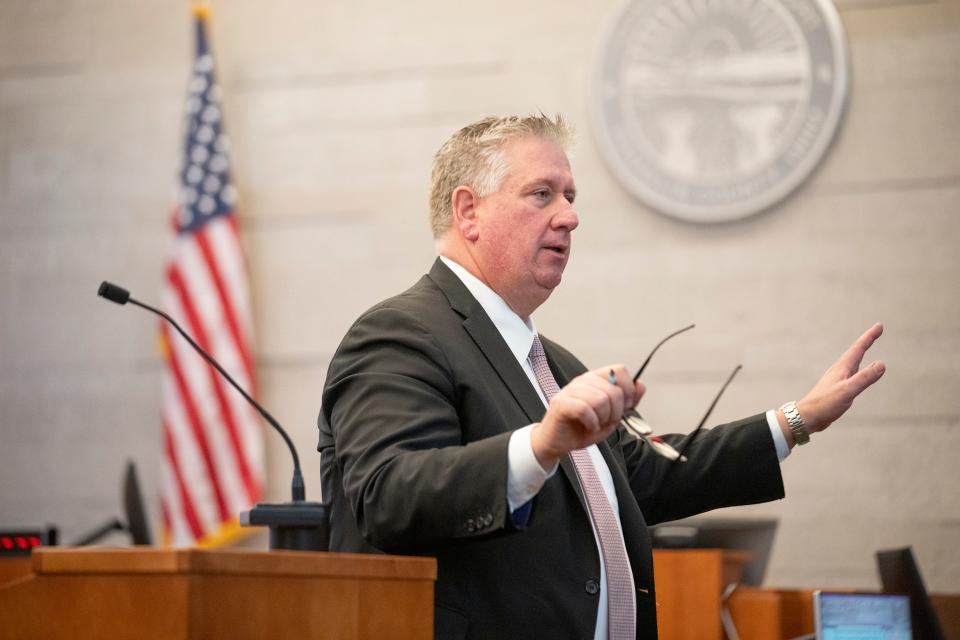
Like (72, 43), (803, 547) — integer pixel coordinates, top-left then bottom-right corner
(619, 324), (741, 464)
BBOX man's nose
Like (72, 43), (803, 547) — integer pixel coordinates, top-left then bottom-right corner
(552, 205), (579, 231)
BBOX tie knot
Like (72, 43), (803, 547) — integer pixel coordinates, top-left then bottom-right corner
(529, 335), (545, 361)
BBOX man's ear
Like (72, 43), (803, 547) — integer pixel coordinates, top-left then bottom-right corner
(451, 185), (481, 242)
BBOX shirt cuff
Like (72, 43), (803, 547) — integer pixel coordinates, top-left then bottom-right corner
(766, 409), (791, 462)
(507, 424), (558, 512)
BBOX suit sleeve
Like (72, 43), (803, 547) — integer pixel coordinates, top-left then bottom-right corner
(616, 415), (786, 526)
(321, 305), (513, 553)
(525, 335), (784, 527)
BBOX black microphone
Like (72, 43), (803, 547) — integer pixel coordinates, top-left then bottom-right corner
(98, 281), (131, 305)
(98, 280), (328, 551)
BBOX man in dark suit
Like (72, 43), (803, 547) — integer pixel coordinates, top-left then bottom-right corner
(318, 114), (885, 640)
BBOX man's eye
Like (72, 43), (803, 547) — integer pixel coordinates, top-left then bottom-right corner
(534, 189), (550, 200)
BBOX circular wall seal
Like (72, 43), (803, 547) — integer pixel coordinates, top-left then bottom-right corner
(590, 0), (849, 223)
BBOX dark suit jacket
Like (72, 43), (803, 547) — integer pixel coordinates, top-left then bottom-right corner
(318, 259), (785, 640)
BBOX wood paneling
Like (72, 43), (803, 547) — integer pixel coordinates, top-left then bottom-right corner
(0, 548), (435, 640)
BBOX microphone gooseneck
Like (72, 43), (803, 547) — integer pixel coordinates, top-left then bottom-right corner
(97, 280), (306, 502)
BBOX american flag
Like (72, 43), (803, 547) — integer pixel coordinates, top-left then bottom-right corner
(159, 7), (263, 547)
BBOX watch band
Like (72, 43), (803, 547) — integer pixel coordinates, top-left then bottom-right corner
(780, 401), (810, 446)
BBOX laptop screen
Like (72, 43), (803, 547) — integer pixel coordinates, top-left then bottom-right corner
(814, 591), (912, 640)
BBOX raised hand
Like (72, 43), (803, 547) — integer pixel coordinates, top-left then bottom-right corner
(791, 323), (886, 437)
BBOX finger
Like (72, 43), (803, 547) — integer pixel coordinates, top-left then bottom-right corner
(582, 369), (626, 407)
(567, 396), (605, 433)
(602, 365), (632, 414)
(609, 364), (635, 404)
(633, 380), (646, 407)
(593, 365), (633, 401)
(838, 323), (884, 371)
(549, 395), (599, 434)
(564, 384), (615, 427)
(607, 387), (625, 427)
(843, 360), (886, 398)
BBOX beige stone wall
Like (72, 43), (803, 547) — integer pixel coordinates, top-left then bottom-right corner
(1, 0), (957, 592)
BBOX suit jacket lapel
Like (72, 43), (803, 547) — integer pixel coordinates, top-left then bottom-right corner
(427, 259), (547, 425)
(427, 259), (599, 515)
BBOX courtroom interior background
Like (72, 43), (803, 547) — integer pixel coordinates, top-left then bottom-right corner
(0, 0), (957, 591)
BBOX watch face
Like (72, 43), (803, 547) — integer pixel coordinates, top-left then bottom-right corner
(780, 402), (809, 443)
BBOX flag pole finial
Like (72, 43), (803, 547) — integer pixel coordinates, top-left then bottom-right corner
(191, 2), (211, 20)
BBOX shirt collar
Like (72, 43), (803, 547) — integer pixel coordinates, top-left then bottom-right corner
(439, 255), (537, 366)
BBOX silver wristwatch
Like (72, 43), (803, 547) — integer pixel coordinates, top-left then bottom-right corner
(780, 401), (810, 445)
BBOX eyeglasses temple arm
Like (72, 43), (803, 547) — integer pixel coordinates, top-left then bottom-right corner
(632, 323), (696, 382)
(674, 363), (743, 461)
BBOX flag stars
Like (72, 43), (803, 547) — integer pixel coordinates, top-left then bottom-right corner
(186, 165), (204, 185)
(196, 125), (215, 144)
(189, 75), (208, 95)
(195, 54), (213, 73)
(191, 145), (210, 164)
(198, 194), (216, 215)
(203, 175), (222, 194)
(178, 43), (234, 227)
(208, 154), (228, 173)
(201, 105), (221, 124)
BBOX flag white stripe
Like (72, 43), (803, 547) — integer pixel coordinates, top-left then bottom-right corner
(192, 231), (263, 493)
(175, 239), (258, 506)
(164, 284), (248, 518)
(161, 365), (220, 535)
(206, 218), (255, 353)
(199, 225), (265, 487)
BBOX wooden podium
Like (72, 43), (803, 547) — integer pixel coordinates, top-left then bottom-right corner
(0, 548), (436, 639)
(653, 548), (751, 640)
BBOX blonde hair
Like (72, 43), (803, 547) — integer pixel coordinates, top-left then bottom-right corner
(428, 114), (572, 238)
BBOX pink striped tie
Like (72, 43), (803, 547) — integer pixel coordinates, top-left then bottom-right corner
(529, 336), (635, 640)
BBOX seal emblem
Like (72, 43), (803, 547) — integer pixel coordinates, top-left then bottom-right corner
(591, 0), (849, 222)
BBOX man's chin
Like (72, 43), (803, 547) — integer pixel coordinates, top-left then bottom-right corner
(534, 272), (564, 293)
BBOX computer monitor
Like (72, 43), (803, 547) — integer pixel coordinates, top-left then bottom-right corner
(123, 461), (152, 546)
(650, 516), (777, 585)
(73, 460), (152, 547)
(813, 591), (912, 640)
(877, 547), (945, 640)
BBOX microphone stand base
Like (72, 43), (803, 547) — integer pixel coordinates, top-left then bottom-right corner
(240, 502), (330, 552)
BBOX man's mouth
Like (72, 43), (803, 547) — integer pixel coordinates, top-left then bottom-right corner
(543, 243), (568, 258)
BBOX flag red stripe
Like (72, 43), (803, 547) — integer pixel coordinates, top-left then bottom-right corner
(167, 263), (257, 505)
(161, 320), (231, 521)
(195, 222), (256, 394)
(164, 423), (205, 539)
